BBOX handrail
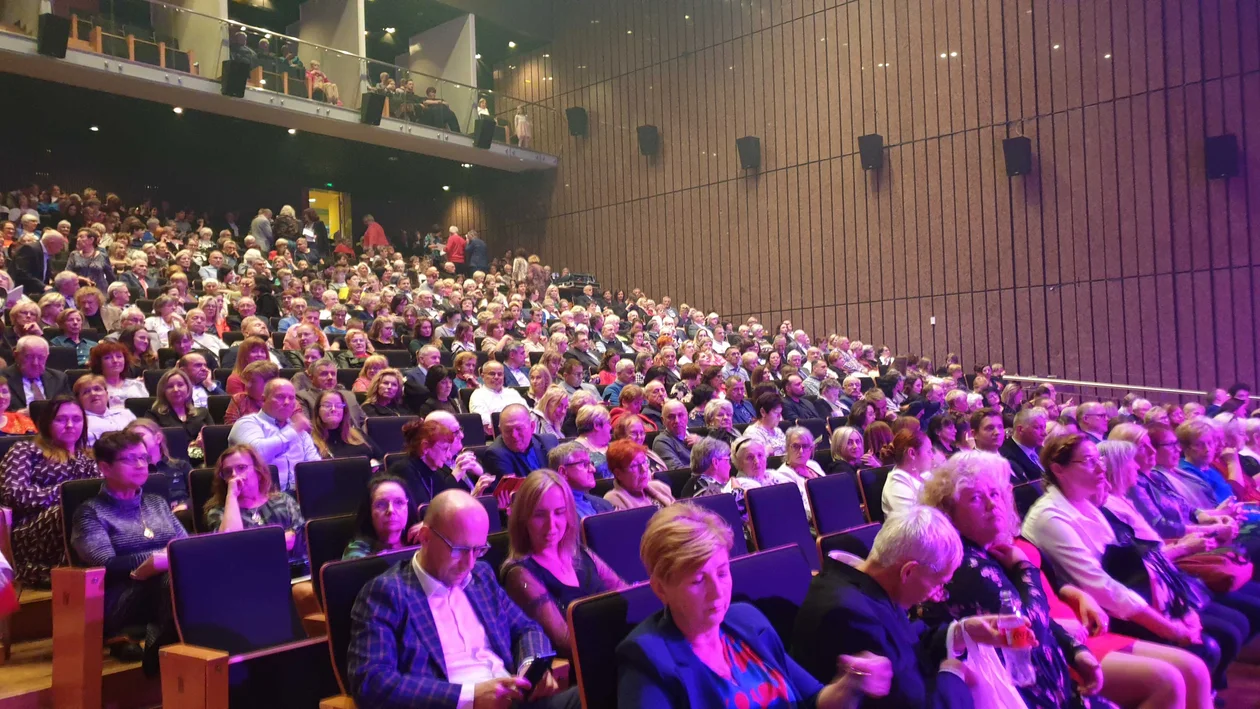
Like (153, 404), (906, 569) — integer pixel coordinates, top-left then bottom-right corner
(1003, 375), (1254, 400)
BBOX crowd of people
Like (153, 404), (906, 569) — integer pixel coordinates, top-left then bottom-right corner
(1, 181), (1258, 706)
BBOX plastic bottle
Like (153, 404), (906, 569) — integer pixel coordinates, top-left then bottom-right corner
(998, 589), (1035, 686)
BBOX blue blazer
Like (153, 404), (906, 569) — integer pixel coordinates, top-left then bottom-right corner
(347, 557), (553, 709)
(617, 602), (823, 708)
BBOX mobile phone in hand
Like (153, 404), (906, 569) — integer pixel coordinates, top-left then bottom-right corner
(520, 655), (555, 691)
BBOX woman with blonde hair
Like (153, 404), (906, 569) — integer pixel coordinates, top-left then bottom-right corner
(530, 386), (569, 440)
(37, 291), (64, 329)
(575, 405), (613, 478)
(452, 351), (480, 392)
(525, 363), (552, 406)
(501, 469), (626, 657)
(361, 368), (406, 417)
(352, 354), (389, 393)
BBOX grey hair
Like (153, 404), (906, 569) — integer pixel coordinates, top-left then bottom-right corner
(867, 506), (963, 576)
(547, 440), (586, 469)
(1013, 406), (1048, 429)
(703, 398), (733, 425)
(1097, 440), (1138, 495)
(690, 436), (731, 476)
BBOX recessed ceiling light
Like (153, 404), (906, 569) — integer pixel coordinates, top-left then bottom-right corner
(442, 185), (451, 191)
(288, 128), (297, 135)
(1103, 53), (1112, 59)
(172, 106), (184, 114)
(508, 41), (517, 48)
(308, 197), (316, 203)
(461, 163), (472, 168)
(475, 53), (482, 59)
(940, 53), (947, 58)
(384, 27), (396, 34)
(1053, 44), (1061, 49)
(684, 14), (690, 19)
(89, 125), (99, 132)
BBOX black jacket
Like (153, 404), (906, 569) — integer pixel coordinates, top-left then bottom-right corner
(998, 436), (1044, 485)
(10, 242), (51, 294)
(1, 365), (69, 411)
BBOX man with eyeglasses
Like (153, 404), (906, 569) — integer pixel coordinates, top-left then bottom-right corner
(548, 442), (613, 520)
(1076, 401), (1109, 444)
(348, 490), (577, 709)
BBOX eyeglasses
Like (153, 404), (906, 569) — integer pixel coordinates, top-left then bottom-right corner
(1069, 457), (1102, 468)
(115, 455), (149, 466)
(428, 526), (490, 559)
(1153, 441), (1180, 449)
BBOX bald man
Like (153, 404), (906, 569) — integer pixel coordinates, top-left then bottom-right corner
(347, 490), (577, 709)
(227, 379), (320, 492)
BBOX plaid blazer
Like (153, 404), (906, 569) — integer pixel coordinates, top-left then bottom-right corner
(347, 557), (552, 709)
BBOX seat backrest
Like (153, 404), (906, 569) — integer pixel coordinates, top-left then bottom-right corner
(796, 418), (828, 443)
(686, 494), (748, 556)
(365, 416), (417, 454)
(456, 412), (487, 446)
(201, 424), (233, 468)
(818, 522), (883, 560)
(321, 550), (414, 693)
(61, 473), (170, 566)
(1014, 480), (1045, 520)
(168, 526), (305, 654)
(580, 506), (656, 583)
(592, 477), (615, 498)
(567, 583), (663, 709)
(294, 457), (373, 519)
(305, 514), (360, 607)
(0, 435), (33, 463)
(189, 468), (216, 533)
(335, 368), (358, 391)
(806, 472), (865, 535)
(47, 346), (77, 371)
(206, 395), (231, 424)
(458, 387), (474, 412)
(654, 468), (691, 499)
(161, 427), (191, 465)
(859, 465), (893, 523)
(828, 415), (847, 431)
(484, 530), (510, 577)
(729, 544), (815, 642)
(124, 397), (156, 418)
(143, 369), (164, 396)
(478, 495), (502, 534)
(745, 483), (819, 571)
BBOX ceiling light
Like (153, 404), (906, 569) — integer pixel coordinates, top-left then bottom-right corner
(1053, 44), (1060, 49)
(263, 33), (271, 39)
(308, 198), (316, 203)
(1103, 53), (1112, 59)
(475, 53), (482, 59)
(940, 53), (947, 58)
(442, 185), (451, 191)
(461, 163), (472, 168)
(287, 128), (297, 135)
(364, 30), (368, 35)
(172, 106), (184, 114)
(684, 14), (690, 19)
(508, 41), (517, 48)
(384, 27), (396, 34)
(626, 30), (633, 34)
(949, 51), (958, 57)
(543, 53), (550, 58)
(89, 125), (99, 132)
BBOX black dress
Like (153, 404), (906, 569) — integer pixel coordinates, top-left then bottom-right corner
(507, 549), (608, 614)
(417, 396), (460, 417)
(385, 455), (468, 506)
(361, 402), (405, 418)
(324, 428), (383, 462)
(143, 407), (214, 442)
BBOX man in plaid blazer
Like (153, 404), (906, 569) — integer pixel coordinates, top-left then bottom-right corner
(347, 490), (579, 709)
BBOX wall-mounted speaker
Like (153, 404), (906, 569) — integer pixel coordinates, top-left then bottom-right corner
(736, 136), (761, 169)
(474, 117), (497, 149)
(858, 134), (884, 170)
(637, 125), (660, 156)
(1003, 136), (1033, 176)
(1205, 134), (1239, 180)
(360, 92), (386, 126)
(37, 13), (70, 58)
(220, 60), (251, 98)
(565, 107), (588, 137)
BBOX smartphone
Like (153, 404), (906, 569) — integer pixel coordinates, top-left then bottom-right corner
(520, 655), (555, 690)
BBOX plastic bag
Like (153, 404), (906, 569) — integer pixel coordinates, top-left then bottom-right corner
(948, 620), (1029, 709)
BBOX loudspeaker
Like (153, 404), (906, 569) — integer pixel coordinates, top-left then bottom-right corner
(736, 136), (761, 169)
(858, 134), (884, 170)
(637, 125), (660, 156)
(1003, 136), (1033, 176)
(360, 92), (386, 126)
(565, 107), (588, 137)
(474, 116), (497, 149)
(220, 60), (250, 98)
(37, 13), (71, 58)
(1205, 134), (1239, 180)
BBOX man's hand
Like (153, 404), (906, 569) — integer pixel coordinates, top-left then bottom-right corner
(525, 670), (561, 701)
(472, 677), (529, 709)
(289, 412), (311, 434)
(838, 652), (892, 697)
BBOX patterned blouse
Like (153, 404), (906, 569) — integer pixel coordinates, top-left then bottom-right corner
(0, 442), (99, 585)
(1126, 470), (1199, 538)
(712, 631), (797, 709)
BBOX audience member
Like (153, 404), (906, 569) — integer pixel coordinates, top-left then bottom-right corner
(604, 439), (674, 510)
(227, 379), (320, 493)
(3, 336), (69, 411)
(482, 403), (559, 480)
(126, 418), (191, 512)
(547, 442), (614, 519)
(75, 373), (135, 444)
(388, 415), (492, 505)
(469, 361), (527, 434)
(342, 474), (421, 559)
(1000, 406), (1048, 484)
(361, 368), (406, 417)
(880, 429), (934, 518)
(311, 389), (382, 461)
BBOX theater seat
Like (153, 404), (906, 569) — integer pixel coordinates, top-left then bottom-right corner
(653, 468), (691, 499)
(806, 472), (865, 535)
(580, 506), (656, 583)
(188, 468), (215, 533)
(304, 514), (359, 613)
(729, 544), (814, 643)
(567, 583), (662, 709)
(818, 522), (882, 560)
(455, 412), (487, 446)
(201, 425), (233, 468)
(1014, 480), (1044, 520)
(294, 457), (372, 519)
(365, 416), (417, 454)
(745, 483), (819, 571)
(859, 465), (893, 523)
(685, 494), (748, 557)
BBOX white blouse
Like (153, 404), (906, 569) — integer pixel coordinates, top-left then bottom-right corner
(775, 461), (825, 520)
(881, 467), (928, 519)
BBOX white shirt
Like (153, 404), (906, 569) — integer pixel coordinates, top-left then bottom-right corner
(191, 331), (228, 357)
(227, 411), (321, 492)
(775, 461), (825, 519)
(468, 386), (526, 427)
(1022, 486), (1150, 619)
(882, 467), (929, 519)
(411, 554), (509, 709)
(106, 378), (151, 409)
(145, 316), (175, 348)
(86, 408), (137, 445)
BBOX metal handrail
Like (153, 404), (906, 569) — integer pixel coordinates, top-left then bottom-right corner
(1003, 375), (1251, 400)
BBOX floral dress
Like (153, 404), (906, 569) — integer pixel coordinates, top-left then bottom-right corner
(0, 442), (99, 586)
(915, 539), (1117, 709)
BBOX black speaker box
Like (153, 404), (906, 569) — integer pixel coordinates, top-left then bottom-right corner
(360, 92), (386, 126)
(736, 136), (761, 169)
(37, 13), (71, 58)
(1003, 136), (1033, 176)
(858, 134), (884, 170)
(1205, 134), (1239, 180)
(220, 60), (251, 98)
(637, 125), (660, 156)
(566, 107), (588, 137)
(474, 116), (497, 149)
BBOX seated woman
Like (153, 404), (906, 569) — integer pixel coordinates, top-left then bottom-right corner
(126, 418), (191, 513)
(865, 421), (895, 465)
(1025, 434), (1245, 692)
(366, 317), (399, 351)
(143, 295), (183, 348)
(743, 392), (787, 456)
(76, 374), (136, 444)
(611, 413), (669, 472)
(386, 417), (492, 505)
(452, 351), (481, 392)
(204, 444), (316, 615)
(774, 426), (824, 515)
(225, 336), (271, 395)
(312, 390), (382, 462)
(143, 370), (214, 464)
(574, 405), (613, 479)
(522, 322), (547, 354)
(501, 469), (626, 657)
(91, 340), (150, 408)
(0, 395), (98, 586)
(525, 364), (552, 407)
(604, 439), (675, 510)
(450, 321), (477, 354)
(70, 430), (184, 671)
(725, 437), (794, 522)
(416, 365), (462, 416)
(879, 429), (934, 519)
(117, 325), (159, 373)
(342, 475), (421, 559)
(361, 368), (406, 417)
(530, 386), (569, 440)
(352, 354), (388, 393)
(596, 350), (621, 387)
(224, 361), (279, 424)
(921, 450), (1213, 709)
(926, 413), (960, 462)
(162, 328), (194, 368)
(681, 436), (733, 498)
(37, 291), (64, 330)
(0, 376), (36, 435)
(49, 308), (97, 366)
(618, 503), (884, 706)
(334, 328), (374, 370)
(702, 398), (738, 446)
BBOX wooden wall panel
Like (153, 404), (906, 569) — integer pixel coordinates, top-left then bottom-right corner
(491, 0), (1260, 390)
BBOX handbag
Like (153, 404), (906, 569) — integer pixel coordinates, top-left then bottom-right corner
(1098, 508), (1209, 618)
(947, 621), (1028, 709)
(1175, 547), (1253, 593)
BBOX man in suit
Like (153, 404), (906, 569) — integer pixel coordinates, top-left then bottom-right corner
(346, 490), (577, 709)
(791, 506), (974, 709)
(500, 340), (532, 388)
(4, 336), (70, 411)
(999, 406), (1048, 485)
(296, 358), (367, 429)
(548, 442), (614, 520)
(652, 400), (695, 469)
(970, 408), (1006, 454)
(10, 231), (68, 295)
(118, 255), (157, 301)
(781, 374), (819, 423)
(250, 208), (274, 252)
(403, 346), (443, 414)
(563, 329), (600, 372)
(480, 404), (558, 480)
(1077, 401), (1109, 444)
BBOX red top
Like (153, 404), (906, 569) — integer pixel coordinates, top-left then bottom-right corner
(446, 233), (466, 262)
